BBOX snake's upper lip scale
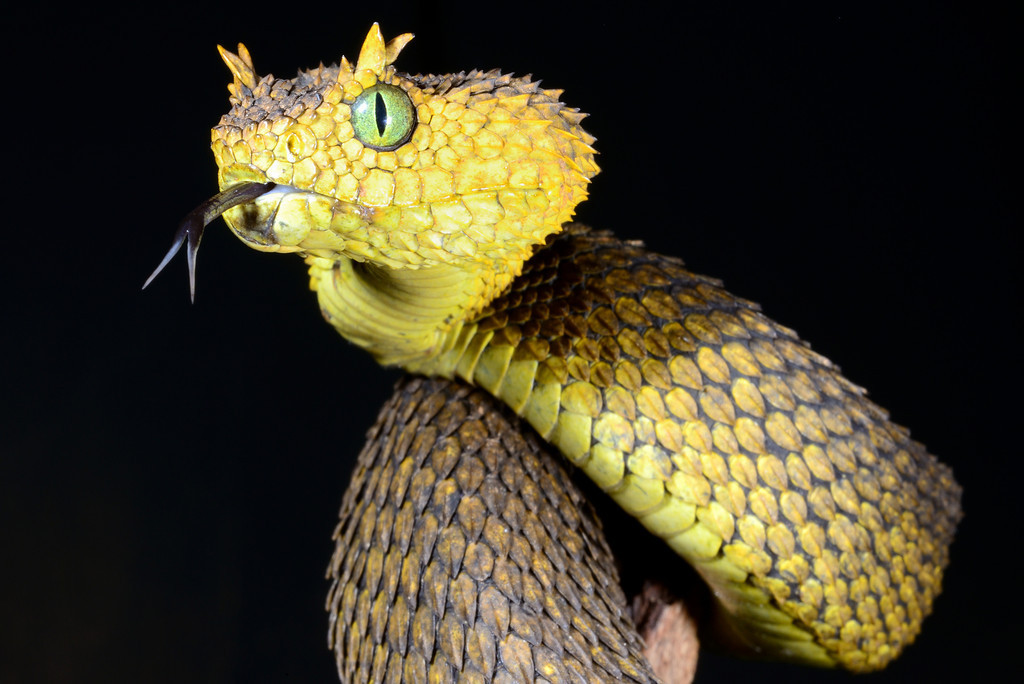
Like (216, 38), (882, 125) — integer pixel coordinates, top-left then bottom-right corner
(142, 181), (277, 301)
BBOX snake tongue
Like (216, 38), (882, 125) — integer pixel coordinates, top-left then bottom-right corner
(143, 181), (277, 301)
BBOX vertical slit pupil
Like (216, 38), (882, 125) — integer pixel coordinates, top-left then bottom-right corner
(375, 92), (388, 137)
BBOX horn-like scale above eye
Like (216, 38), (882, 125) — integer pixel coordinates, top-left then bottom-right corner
(351, 84), (416, 151)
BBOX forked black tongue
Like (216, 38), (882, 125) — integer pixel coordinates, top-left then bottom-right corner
(143, 181), (276, 301)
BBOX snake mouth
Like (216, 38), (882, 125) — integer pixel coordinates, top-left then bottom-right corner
(221, 183), (357, 253)
(143, 181), (277, 301)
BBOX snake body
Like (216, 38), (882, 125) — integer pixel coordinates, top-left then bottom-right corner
(328, 376), (666, 682)
(172, 24), (961, 679)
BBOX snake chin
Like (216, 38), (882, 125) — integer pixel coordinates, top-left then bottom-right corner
(220, 176), (419, 266)
(223, 183), (307, 252)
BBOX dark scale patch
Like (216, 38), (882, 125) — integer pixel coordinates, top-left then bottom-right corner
(327, 377), (659, 683)
(219, 70), (327, 130)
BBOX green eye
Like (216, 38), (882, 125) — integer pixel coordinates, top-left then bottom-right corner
(351, 84), (416, 151)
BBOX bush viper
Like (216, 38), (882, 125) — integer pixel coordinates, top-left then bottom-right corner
(147, 23), (962, 681)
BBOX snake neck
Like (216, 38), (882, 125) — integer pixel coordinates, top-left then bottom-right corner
(306, 253), (520, 367)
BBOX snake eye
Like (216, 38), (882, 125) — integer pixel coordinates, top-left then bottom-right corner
(351, 84), (416, 151)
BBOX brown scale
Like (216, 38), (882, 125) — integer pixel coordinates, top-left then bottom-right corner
(327, 377), (664, 684)
(462, 226), (961, 671)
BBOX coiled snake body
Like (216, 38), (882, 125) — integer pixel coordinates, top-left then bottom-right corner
(152, 24), (961, 681)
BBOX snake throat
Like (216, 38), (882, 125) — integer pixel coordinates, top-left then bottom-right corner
(143, 181), (276, 301)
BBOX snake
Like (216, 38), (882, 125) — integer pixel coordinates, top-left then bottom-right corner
(147, 24), (962, 681)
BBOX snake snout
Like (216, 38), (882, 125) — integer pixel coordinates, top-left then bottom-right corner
(143, 181), (276, 301)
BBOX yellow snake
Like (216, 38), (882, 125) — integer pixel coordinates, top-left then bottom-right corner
(148, 24), (962, 680)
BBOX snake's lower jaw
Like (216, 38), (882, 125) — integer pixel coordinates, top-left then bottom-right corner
(223, 184), (398, 262)
(222, 185), (319, 253)
(216, 165), (335, 254)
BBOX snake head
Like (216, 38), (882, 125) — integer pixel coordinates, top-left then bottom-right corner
(212, 25), (597, 273)
(201, 25), (600, 365)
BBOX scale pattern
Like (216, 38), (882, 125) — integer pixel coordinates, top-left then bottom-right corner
(445, 227), (962, 671)
(195, 26), (962, 677)
(327, 377), (658, 683)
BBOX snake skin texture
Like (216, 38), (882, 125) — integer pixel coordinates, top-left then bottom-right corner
(175, 24), (963, 679)
(327, 376), (658, 683)
(435, 227), (962, 671)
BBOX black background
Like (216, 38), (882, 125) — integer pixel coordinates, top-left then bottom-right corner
(1, 3), (1015, 682)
